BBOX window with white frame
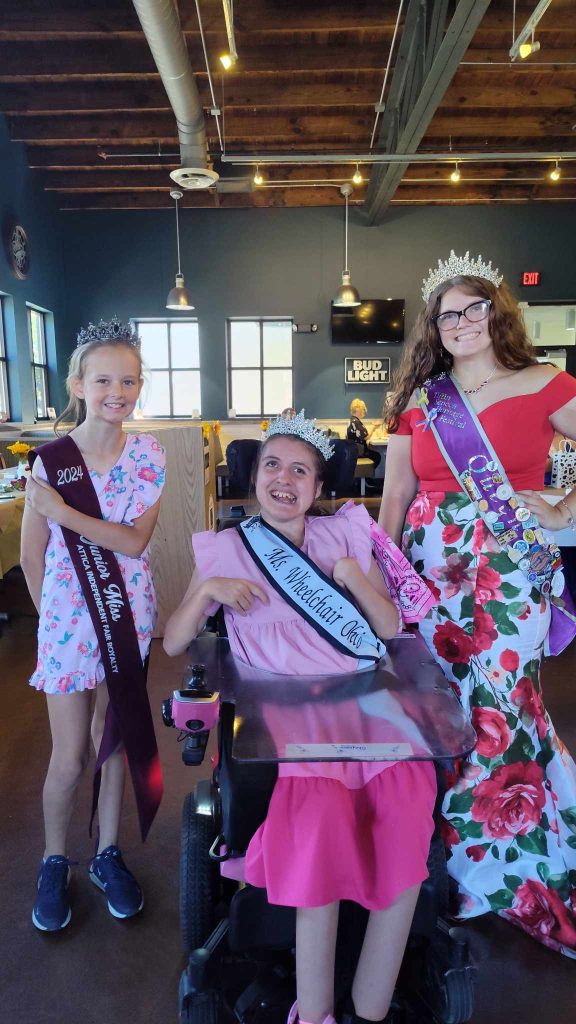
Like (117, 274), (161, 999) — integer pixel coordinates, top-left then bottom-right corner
(227, 318), (293, 416)
(134, 319), (201, 417)
(28, 306), (50, 419)
(0, 297), (9, 420)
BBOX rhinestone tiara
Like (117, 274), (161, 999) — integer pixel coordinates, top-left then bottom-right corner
(77, 316), (140, 348)
(263, 410), (334, 461)
(422, 250), (503, 302)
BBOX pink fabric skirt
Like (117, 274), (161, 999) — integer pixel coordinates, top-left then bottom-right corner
(245, 761), (436, 910)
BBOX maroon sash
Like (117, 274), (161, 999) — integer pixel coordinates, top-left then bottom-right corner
(31, 435), (163, 840)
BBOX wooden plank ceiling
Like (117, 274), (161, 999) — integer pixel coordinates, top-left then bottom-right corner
(0, 0), (575, 211)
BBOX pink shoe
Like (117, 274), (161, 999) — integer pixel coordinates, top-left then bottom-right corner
(287, 1003), (337, 1024)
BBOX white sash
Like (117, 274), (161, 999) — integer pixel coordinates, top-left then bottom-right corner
(237, 516), (386, 664)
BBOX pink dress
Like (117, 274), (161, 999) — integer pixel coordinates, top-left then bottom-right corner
(192, 504), (436, 910)
(30, 433), (166, 695)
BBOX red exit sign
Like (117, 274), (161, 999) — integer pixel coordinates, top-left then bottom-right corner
(522, 271), (541, 286)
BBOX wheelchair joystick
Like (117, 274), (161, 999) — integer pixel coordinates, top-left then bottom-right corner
(161, 661), (220, 766)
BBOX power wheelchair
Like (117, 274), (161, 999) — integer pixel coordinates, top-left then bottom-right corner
(163, 630), (478, 1024)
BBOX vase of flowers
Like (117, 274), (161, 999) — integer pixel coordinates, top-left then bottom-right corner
(6, 441), (33, 489)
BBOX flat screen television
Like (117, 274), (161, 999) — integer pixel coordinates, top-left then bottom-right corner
(331, 299), (405, 344)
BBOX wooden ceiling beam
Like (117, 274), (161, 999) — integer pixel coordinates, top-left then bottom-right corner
(0, 35), (402, 77)
(2, 1), (573, 36)
(56, 186), (347, 210)
(0, 71), (393, 113)
(8, 109), (376, 144)
(53, 181), (576, 212)
(43, 165), (376, 189)
(2, 68), (574, 116)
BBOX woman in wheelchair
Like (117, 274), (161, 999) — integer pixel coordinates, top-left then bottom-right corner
(164, 413), (437, 1024)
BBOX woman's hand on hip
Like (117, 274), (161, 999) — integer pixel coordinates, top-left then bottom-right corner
(516, 490), (568, 531)
(204, 577), (269, 615)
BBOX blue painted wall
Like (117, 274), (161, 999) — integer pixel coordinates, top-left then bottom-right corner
(1, 107), (575, 424)
(0, 115), (66, 422)
(60, 201), (576, 420)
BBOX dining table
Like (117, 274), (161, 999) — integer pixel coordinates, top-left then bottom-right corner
(0, 492), (25, 579)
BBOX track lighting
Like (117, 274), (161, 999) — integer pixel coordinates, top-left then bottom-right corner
(519, 34), (540, 59)
(509, 0), (551, 61)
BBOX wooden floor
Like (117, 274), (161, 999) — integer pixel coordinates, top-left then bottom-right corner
(1, 568), (575, 1024)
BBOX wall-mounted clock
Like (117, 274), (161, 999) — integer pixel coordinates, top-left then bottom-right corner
(4, 221), (31, 279)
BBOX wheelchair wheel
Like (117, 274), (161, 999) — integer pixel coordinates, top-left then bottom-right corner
(180, 985), (222, 1024)
(421, 925), (475, 1024)
(180, 787), (220, 953)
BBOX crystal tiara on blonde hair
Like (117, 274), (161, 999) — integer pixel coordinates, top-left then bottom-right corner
(263, 410), (334, 461)
(421, 250), (503, 302)
(77, 316), (140, 348)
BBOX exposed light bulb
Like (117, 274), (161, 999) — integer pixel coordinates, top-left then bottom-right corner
(450, 164), (461, 183)
(219, 53), (235, 70)
(352, 164), (363, 185)
(519, 38), (540, 59)
(548, 162), (561, 182)
(253, 165), (264, 186)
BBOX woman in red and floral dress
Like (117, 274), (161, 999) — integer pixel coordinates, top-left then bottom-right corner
(379, 251), (576, 957)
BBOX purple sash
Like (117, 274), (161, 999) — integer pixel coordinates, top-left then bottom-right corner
(31, 436), (163, 840)
(417, 373), (576, 656)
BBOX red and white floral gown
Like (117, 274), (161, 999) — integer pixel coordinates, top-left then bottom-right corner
(397, 373), (576, 957)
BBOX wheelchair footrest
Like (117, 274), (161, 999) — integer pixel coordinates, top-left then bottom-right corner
(233, 965), (295, 1024)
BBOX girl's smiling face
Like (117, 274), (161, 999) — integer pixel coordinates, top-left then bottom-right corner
(72, 344), (143, 423)
(437, 285), (494, 362)
(255, 436), (323, 528)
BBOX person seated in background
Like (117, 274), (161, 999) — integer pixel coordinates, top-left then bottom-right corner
(281, 407), (298, 420)
(347, 399), (382, 489)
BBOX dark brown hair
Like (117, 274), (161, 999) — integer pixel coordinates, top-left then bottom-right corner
(252, 435), (329, 514)
(386, 275), (537, 431)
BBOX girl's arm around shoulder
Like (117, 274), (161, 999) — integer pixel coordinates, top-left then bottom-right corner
(20, 458), (50, 611)
(333, 555), (399, 640)
(163, 568), (269, 656)
(24, 475), (161, 558)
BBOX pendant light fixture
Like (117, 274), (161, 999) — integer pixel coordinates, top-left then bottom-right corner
(333, 183), (361, 308)
(166, 189), (194, 311)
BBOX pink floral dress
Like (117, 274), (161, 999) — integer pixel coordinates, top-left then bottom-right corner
(30, 433), (165, 695)
(398, 374), (576, 957)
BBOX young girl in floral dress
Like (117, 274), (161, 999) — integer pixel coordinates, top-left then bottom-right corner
(165, 413), (437, 1024)
(380, 251), (576, 957)
(21, 318), (165, 932)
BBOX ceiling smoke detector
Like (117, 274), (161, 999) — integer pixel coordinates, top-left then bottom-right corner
(169, 167), (219, 190)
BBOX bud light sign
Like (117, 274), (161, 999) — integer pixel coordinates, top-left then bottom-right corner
(345, 358), (391, 384)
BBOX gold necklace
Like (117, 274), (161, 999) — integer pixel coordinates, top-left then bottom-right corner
(454, 366), (498, 395)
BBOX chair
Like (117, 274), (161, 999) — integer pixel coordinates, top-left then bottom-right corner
(323, 439), (357, 497)
(225, 439), (262, 497)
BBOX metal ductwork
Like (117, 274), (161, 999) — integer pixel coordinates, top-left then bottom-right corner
(131, 0), (218, 189)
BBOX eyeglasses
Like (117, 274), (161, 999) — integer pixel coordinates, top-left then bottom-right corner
(433, 299), (492, 331)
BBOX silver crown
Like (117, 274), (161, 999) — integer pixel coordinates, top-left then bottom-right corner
(263, 410), (334, 461)
(422, 250), (503, 301)
(76, 316), (140, 348)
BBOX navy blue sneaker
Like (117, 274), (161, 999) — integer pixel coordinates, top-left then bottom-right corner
(89, 845), (143, 918)
(32, 855), (73, 932)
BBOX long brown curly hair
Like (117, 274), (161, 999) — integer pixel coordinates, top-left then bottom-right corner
(386, 275), (538, 431)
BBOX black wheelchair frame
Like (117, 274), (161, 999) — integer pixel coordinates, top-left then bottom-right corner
(166, 641), (477, 1024)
